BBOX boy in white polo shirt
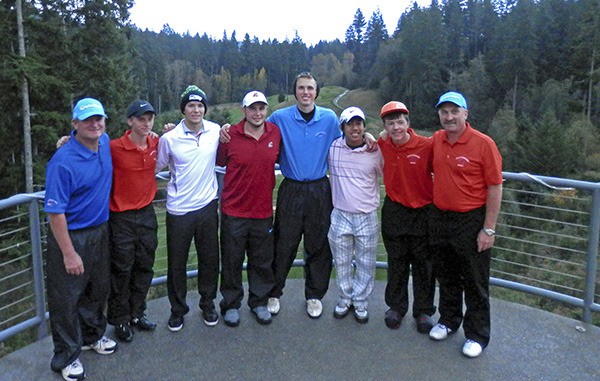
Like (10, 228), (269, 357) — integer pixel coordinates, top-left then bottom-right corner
(155, 85), (221, 331)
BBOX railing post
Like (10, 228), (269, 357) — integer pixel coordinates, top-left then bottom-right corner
(583, 188), (600, 323)
(29, 199), (48, 339)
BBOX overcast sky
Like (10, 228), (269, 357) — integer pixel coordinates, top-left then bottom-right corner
(129, 0), (430, 46)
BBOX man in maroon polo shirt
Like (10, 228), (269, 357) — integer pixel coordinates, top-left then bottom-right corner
(216, 91), (281, 326)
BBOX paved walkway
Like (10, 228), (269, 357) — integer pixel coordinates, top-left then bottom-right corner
(1, 280), (599, 381)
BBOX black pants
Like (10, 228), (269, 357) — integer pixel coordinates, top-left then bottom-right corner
(382, 198), (436, 318)
(219, 214), (275, 311)
(166, 200), (219, 317)
(47, 223), (110, 372)
(107, 204), (158, 325)
(270, 177), (333, 300)
(430, 206), (491, 347)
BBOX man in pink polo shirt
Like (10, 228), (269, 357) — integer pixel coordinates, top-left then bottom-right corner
(327, 107), (383, 323)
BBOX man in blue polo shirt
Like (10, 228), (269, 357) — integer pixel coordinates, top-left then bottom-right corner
(266, 72), (341, 318)
(45, 98), (117, 381)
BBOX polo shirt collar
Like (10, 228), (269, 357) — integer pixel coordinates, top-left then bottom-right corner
(443, 122), (474, 145)
(293, 105), (320, 124)
(235, 119), (274, 138)
(181, 120), (204, 136)
(121, 130), (143, 151)
(385, 128), (417, 148)
(69, 130), (102, 159)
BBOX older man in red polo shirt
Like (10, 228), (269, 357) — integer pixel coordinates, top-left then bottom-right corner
(428, 91), (502, 359)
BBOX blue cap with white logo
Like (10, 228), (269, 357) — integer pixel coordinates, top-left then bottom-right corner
(72, 98), (108, 120)
(436, 91), (468, 109)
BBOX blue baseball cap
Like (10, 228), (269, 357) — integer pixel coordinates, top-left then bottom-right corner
(72, 98), (108, 120)
(436, 91), (468, 109)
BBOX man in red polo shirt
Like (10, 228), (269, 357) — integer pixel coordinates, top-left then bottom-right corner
(107, 100), (159, 342)
(216, 91), (281, 327)
(377, 101), (436, 333)
(427, 92), (502, 358)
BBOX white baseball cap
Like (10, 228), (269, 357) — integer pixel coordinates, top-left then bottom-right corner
(339, 106), (365, 124)
(242, 91), (268, 107)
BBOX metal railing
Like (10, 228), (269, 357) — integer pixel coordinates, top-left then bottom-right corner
(1, 171), (599, 350)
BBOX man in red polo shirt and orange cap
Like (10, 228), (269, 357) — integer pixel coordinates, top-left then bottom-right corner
(427, 91), (503, 358)
(377, 101), (436, 334)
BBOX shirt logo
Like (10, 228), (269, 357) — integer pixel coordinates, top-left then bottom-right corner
(46, 199), (58, 207)
(456, 156), (470, 167)
(407, 154), (421, 165)
(268, 141), (274, 148)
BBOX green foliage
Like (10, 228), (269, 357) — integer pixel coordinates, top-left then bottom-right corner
(209, 107), (232, 127)
(516, 112), (583, 177)
(2, 0), (600, 197)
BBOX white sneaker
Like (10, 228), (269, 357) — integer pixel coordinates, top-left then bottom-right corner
(82, 336), (117, 355)
(353, 307), (369, 324)
(429, 323), (453, 341)
(267, 297), (280, 315)
(462, 339), (483, 358)
(61, 358), (85, 381)
(306, 299), (322, 318)
(333, 303), (349, 319)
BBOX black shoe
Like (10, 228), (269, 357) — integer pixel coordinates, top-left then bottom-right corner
(416, 313), (434, 334)
(384, 309), (402, 329)
(167, 314), (184, 332)
(131, 315), (157, 331)
(251, 306), (272, 325)
(115, 323), (133, 342)
(202, 308), (219, 326)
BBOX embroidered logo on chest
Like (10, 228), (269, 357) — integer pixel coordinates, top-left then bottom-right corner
(407, 154), (421, 165)
(455, 156), (470, 167)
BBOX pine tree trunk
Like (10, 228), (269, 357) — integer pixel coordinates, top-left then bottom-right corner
(512, 74), (518, 113)
(16, 0), (33, 193)
(588, 48), (595, 121)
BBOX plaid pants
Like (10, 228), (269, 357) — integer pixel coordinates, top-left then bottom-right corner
(327, 208), (379, 309)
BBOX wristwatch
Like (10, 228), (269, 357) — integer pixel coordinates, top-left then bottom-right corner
(482, 228), (496, 236)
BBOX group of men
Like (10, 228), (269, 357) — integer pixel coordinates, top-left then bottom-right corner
(322, 91), (502, 360)
(45, 98), (160, 381)
(376, 93), (502, 359)
(44, 71), (501, 380)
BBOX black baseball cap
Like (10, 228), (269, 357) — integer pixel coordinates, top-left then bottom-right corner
(126, 100), (155, 118)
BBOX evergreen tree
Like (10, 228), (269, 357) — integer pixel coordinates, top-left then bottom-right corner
(571, 0), (600, 122)
(364, 8), (389, 87)
(517, 112), (583, 177)
(441, 0), (468, 71)
(464, 0), (498, 59)
(485, 0), (537, 112)
(376, 2), (446, 129)
(289, 32), (309, 77)
(345, 8), (367, 77)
